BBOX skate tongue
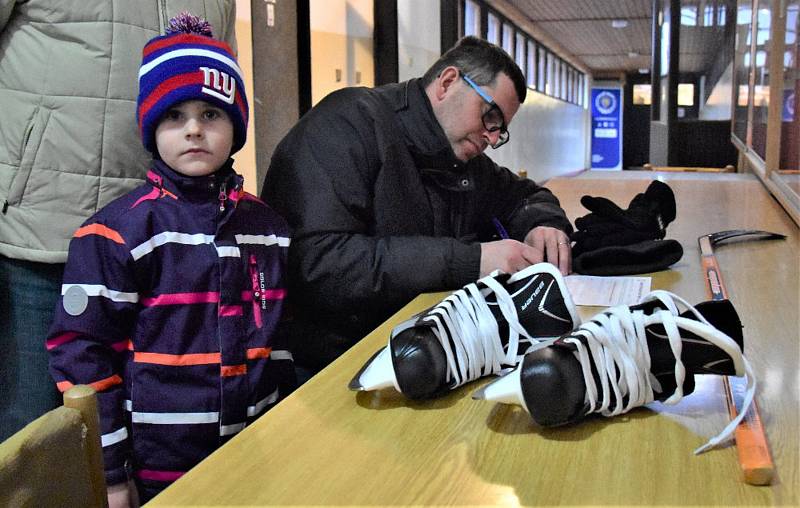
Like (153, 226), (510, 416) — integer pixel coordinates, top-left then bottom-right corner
(681, 299), (743, 350)
(471, 367), (529, 411)
(348, 347), (399, 392)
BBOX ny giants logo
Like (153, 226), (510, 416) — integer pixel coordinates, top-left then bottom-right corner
(200, 66), (235, 104)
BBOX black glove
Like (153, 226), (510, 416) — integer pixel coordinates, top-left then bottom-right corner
(571, 180), (677, 257)
(572, 239), (684, 276)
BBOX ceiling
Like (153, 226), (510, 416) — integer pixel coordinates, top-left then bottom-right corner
(505, 0), (732, 77)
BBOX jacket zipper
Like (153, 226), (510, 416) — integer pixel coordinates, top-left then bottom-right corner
(4, 115), (38, 214)
(218, 182), (227, 212)
(158, 0), (168, 34)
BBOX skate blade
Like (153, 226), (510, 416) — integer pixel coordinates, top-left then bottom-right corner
(348, 346), (399, 392)
(472, 364), (529, 412)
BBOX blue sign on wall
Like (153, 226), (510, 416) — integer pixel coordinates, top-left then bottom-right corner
(591, 87), (622, 170)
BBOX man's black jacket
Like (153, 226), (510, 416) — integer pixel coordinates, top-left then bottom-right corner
(262, 79), (572, 370)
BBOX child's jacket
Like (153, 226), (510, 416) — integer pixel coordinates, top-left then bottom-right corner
(47, 160), (294, 489)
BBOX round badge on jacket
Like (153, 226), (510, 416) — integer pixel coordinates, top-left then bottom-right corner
(63, 285), (89, 316)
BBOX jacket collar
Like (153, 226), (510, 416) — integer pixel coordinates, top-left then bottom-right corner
(148, 159), (243, 202)
(379, 79), (475, 191)
(383, 79), (466, 172)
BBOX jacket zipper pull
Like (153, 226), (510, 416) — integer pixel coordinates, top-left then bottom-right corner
(218, 183), (227, 212)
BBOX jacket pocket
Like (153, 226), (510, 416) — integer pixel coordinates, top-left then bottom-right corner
(6, 106), (51, 208)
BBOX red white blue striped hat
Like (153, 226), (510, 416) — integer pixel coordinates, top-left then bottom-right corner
(137, 13), (248, 155)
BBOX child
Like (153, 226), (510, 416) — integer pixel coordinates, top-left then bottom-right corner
(46, 13), (295, 504)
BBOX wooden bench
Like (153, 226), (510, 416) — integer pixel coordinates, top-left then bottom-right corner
(643, 163), (735, 173)
(0, 385), (106, 507)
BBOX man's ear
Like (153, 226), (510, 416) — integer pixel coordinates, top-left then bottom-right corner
(432, 66), (460, 102)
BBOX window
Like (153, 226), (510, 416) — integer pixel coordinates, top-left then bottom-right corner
(464, 0), (481, 37)
(677, 83), (694, 106)
(704, 4), (715, 26)
(487, 13), (500, 44)
(756, 8), (771, 45)
(737, 5), (752, 25)
(681, 5), (697, 26)
(569, 68), (575, 102)
(515, 32), (526, 70)
(538, 47), (546, 91)
(633, 84), (653, 105)
(502, 23), (514, 55)
(526, 40), (536, 89)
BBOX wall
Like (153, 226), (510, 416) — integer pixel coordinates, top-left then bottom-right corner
(233, 0), (256, 192)
(397, 0), (440, 82)
(487, 91), (590, 181)
(310, 0), (373, 105)
(248, 0), (302, 194)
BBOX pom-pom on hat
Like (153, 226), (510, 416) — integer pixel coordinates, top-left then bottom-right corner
(137, 12), (248, 155)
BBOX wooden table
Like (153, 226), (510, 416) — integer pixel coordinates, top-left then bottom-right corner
(151, 171), (798, 506)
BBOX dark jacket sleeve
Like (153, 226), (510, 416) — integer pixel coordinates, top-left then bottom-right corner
(477, 160), (573, 241)
(263, 96), (480, 315)
(46, 217), (137, 486)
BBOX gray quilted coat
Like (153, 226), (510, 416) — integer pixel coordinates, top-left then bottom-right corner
(0, 0), (237, 262)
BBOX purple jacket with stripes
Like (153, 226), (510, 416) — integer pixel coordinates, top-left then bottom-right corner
(47, 160), (294, 489)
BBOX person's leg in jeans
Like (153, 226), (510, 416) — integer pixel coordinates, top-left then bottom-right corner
(0, 255), (64, 440)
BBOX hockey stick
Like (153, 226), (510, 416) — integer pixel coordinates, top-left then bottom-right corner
(698, 229), (783, 485)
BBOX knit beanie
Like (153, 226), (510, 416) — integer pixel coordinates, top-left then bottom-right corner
(137, 12), (248, 155)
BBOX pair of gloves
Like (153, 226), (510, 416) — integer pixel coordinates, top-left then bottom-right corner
(570, 180), (683, 275)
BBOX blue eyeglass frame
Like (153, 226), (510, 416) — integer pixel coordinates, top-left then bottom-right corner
(460, 73), (510, 148)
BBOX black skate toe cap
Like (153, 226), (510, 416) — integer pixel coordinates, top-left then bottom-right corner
(391, 327), (449, 400)
(520, 346), (588, 427)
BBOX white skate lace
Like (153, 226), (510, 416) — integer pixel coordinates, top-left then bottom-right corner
(419, 272), (540, 389)
(563, 290), (756, 454)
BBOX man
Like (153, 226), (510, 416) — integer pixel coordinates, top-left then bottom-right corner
(263, 36), (572, 378)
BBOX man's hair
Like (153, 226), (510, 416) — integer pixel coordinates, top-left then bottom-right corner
(421, 36), (527, 104)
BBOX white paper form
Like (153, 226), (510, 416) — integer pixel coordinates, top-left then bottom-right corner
(564, 275), (651, 307)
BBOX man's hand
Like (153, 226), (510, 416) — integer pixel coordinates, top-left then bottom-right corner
(479, 239), (543, 277)
(523, 226), (572, 275)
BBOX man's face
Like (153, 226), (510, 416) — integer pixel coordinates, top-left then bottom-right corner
(433, 70), (521, 162)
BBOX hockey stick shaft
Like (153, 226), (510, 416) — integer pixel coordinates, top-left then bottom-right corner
(698, 236), (774, 485)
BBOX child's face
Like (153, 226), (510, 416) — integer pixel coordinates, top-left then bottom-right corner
(155, 100), (234, 177)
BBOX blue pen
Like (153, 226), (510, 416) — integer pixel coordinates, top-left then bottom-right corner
(491, 217), (509, 239)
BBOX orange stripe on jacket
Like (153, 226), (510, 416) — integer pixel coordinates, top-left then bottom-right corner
(134, 351), (221, 366)
(74, 224), (125, 244)
(221, 364), (247, 377)
(246, 347), (272, 359)
(91, 375), (123, 392)
(56, 380), (74, 392)
(57, 374), (123, 393)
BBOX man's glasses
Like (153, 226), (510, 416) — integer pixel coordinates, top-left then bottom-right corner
(461, 73), (510, 149)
